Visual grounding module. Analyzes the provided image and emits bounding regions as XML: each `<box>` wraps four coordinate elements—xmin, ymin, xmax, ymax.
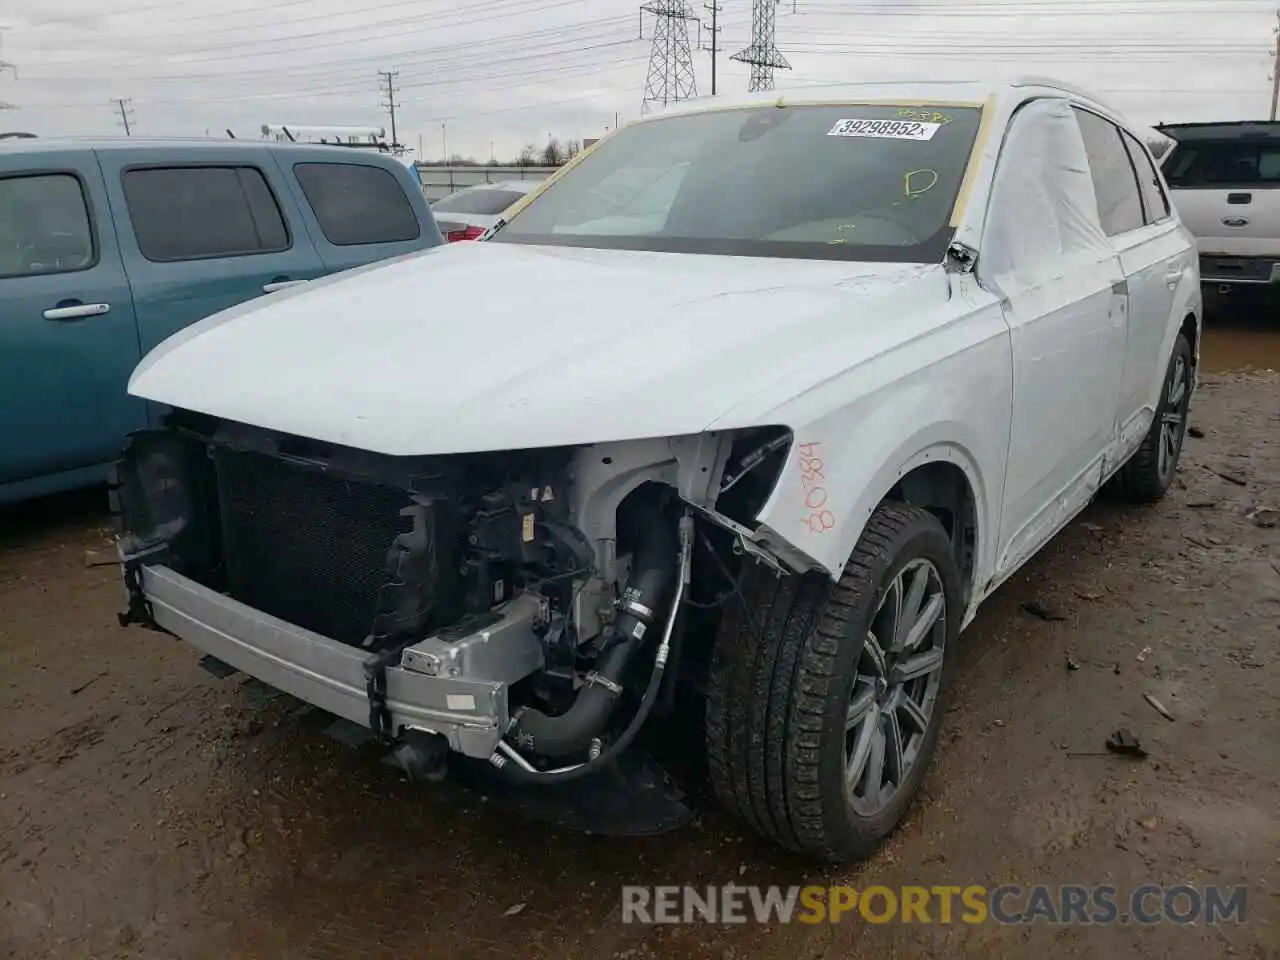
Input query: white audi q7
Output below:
<box><xmin>112</xmin><ymin>77</ymin><xmax>1200</xmax><ymax>862</ymax></box>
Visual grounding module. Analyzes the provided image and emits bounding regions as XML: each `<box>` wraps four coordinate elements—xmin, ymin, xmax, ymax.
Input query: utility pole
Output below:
<box><xmin>441</xmin><ymin>122</ymin><xmax>447</xmax><ymax>162</ymax></box>
<box><xmin>378</xmin><ymin>69</ymin><xmax>400</xmax><ymax>148</ymax></box>
<box><xmin>113</xmin><ymin>97</ymin><xmax>134</xmax><ymax>136</ymax></box>
<box><xmin>1271</xmin><ymin>9</ymin><xmax>1280</xmax><ymax>121</ymax></box>
<box><xmin>703</xmin><ymin>2</ymin><xmax>722</xmax><ymax>95</ymax></box>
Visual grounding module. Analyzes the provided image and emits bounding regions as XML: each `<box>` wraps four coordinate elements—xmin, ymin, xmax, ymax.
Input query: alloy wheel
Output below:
<box><xmin>844</xmin><ymin>557</ymin><xmax>947</xmax><ymax>816</ymax></box>
<box><xmin>1158</xmin><ymin>352</ymin><xmax>1190</xmax><ymax>482</ymax></box>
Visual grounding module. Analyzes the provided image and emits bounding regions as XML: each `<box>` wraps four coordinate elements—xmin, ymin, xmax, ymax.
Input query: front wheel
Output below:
<box><xmin>1108</xmin><ymin>332</ymin><xmax>1193</xmax><ymax>504</ymax></box>
<box><xmin>705</xmin><ymin>501</ymin><xmax>962</xmax><ymax>862</ymax></box>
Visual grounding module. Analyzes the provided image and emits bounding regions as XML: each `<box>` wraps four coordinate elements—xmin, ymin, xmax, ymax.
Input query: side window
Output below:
<box><xmin>0</xmin><ymin>173</ymin><xmax>95</xmax><ymax>278</ymax></box>
<box><xmin>1120</xmin><ymin>130</ymin><xmax>1171</xmax><ymax>224</ymax></box>
<box><xmin>121</xmin><ymin>166</ymin><xmax>290</xmax><ymax>263</ymax></box>
<box><xmin>292</xmin><ymin>162</ymin><xmax>420</xmax><ymax>246</ymax></box>
<box><xmin>1072</xmin><ymin>108</ymin><xmax>1145</xmax><ymax>237</ymax></box>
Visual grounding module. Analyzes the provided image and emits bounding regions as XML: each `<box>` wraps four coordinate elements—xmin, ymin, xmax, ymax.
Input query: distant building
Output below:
<box><xmin>583</xmin><ymin>138</ymin><xmax>600</xmax><ymax>149</ymax></box>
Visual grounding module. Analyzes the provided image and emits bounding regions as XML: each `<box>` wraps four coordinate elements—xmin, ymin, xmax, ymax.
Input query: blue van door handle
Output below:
<box><xmin>263</xmin><ymin>277</ymin><xmax>308</xmax><ymax>293</ymax></box>
<box><xmin>43</xmin><ymin>301</ymin><xmax>111</xmax><ymax>321</ymax></box>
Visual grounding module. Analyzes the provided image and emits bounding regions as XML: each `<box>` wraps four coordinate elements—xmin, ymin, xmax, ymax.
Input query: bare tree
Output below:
<box><xmin>565</xmin><ymin>139</ymin><xmax>581</xmax><ymax>161</ymax></box>
<box><xmin>515</xmin><ymin>142</ymin><xmax>540</xmax><ymax>167</ymax></box>
<box><xmin>541</xmin><ymin>137</ymin><xmax>564</xmax><ymax>166</ymax></box>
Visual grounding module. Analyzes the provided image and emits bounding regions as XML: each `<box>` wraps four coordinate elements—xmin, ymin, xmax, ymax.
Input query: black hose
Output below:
<box><xmin>507</xmin><ymin>509</ymin><xmax>678</xmax><ymax>759</ymax></box>
<box><xmin>497</xmin><ymin>648</ymin><xmax>670</xmax><ymax>785</ymax></box>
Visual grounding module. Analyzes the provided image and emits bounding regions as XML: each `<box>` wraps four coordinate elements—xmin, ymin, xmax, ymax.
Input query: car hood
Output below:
<box><xmin>129</xmin><ymin>241</ymin><xmax>947</xmax><ymax>455</ymax></box>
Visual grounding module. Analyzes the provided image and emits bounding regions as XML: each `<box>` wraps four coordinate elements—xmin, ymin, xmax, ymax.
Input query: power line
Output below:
<box><xmin>378</xmin><ymin>69</ymin><xmax>400</xmax><ymax>147</ymax></box>
<box><xmin>112</xmin><ymin>97</ymin><xmax>134</xmax><ymax>135</ymax></box>
<box><xmin>31</xmin><ymin>46</ymin><xmax>647</xmax><ymax>111</ymax></box>
<box><xmin>640</xmin><ymin>1</ymin><xmax>699</xmax><ymax>115</ymax></box>
<box><xmin>83</xmin><ymin>0</ymin><xmax>594</xmax><ymax>65</ymax></box>
<box><xmin>86</xmin><ymin>0</ymin><xmax>553</xmax><ymax>44</ymax></box>
<box><xmin>797</xmin><ymin>0</ymin><xmax>1273</xmax><ymax>11</ymax></box>
<box><xmin>732</xmin><ymin>0</ymin><xmax>790</xmax><ymax>92</ymax></box>
<box><xmin>33</xmin><ymin>15</ymin><xmax>633</xmax><ymax>83</ymax></box>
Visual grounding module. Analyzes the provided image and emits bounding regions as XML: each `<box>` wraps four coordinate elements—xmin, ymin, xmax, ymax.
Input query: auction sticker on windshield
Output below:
<box><xmin>827</xmin><ymin>118</ymin><xmax>941</xmax><ymax>141</ymax></box>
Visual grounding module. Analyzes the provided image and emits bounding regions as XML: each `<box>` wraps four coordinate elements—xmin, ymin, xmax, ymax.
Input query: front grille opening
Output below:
<box><xmin>213</xmin><ymin>448</ymin><xmax>413</xmax><ymax>645</ymax></box>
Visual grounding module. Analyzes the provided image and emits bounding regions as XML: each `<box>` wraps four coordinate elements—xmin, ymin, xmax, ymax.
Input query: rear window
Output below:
<box><xmin>1163</xmin><ymin>140</ymin><xmax>1280</xmax><ymax>189</ymax></box>
<box><xmin>292</xmin><ymin>162</ymin><xmax>420</xmax><ymax>246</ymax></box>
<box><xmin>122</xmin><ymin>165</ymin><xmax>290</xmax><ymax>262</ymax></box>
<box><xmin>0</xmin><ymin>172</ymin><xmax>95</xmax><ymax>277</ymax></box>
<box><xmin>433</xmin><ymin>187</ymin><xmax>527</xmax><ymax>216</ymax></box>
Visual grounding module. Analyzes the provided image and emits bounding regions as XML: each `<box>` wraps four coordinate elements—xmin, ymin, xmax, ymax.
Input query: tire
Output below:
<box><xmin>705</xmin><ymin>501</ymin><xmax>962</xmax><ymax>862</ymax></box>
<box><xmin>1108</xmin><ymin>332</ymin><xmax>1193</xmax><ymax>504</ymax></box>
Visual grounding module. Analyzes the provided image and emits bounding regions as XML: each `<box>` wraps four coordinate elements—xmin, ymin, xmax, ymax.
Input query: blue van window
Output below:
<box><xmin>122</xmin><ymin>165</ymin><xmax>290</xmax><ymax>262</ymax></box>
<box><xmin>293</xmin><ymin>162</ymin><xmax>420</xmax><ymax>246</ymax></box>
<box><xmin>0</xmin><ymin>173</ymin><xmax>96</xmax><ymax>278</ymax></box>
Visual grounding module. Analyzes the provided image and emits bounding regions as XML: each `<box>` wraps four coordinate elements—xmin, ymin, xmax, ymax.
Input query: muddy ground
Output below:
<box><xmin>2</xmin><ymin>311</ymin><xmax>1278</xmax><ymax>960</ymax></box>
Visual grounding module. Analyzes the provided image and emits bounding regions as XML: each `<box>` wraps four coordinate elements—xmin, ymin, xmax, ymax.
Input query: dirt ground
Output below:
<box><xmin>2</xmin><ymin>313</ymin><xmax>1278</xmax><ymax>960</ymax></box>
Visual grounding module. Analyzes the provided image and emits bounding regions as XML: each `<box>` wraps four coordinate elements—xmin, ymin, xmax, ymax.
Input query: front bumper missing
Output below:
<box><xmin>137</xmin><ymin>564</ymin><xmax>511</xmax><ymax>759</ymax></box>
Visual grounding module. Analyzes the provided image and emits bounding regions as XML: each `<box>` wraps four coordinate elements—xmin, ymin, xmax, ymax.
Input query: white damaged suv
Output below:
<box><xmin>113</xmin><ymin>77</ymin><xmax>1200</xmax><ymax>862</ymax></box>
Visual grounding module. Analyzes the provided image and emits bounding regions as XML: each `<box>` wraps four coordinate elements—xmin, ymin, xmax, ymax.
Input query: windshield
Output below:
<box><xmin>490</xmin><ymin>102</ymin><xmax>982</xmax><ymax>262</ymax></box>
<box><xmin>434</xmin><ymin>187</ymin><xmax>527</xmax><ymax>215</ymax></box>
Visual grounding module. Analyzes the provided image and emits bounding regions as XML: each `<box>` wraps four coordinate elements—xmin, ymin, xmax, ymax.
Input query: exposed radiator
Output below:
<box><xmin>212</xmin><ymin>448</ymin><xmax>412</xmax><ymax>645</ymax></box>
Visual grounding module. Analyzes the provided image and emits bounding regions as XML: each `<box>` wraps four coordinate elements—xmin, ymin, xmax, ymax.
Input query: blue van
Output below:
<box><xmin>0</xmin><ymin>138</ymin><xmax>443</xmax><ymax>505</ymax></box>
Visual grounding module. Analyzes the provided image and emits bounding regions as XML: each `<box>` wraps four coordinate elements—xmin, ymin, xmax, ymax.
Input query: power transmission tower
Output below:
<box><xmin>639</xmin><ymin>0</ymin><xmax>698</xmax><ymax>115</ymax></box>
<box><xmin>378</xmin><ymin>69</ymin><xmax>400</xmax><ymax>148</ymax></box>
<box><xmin>113</xmin><ymin>97</ymin><xmax>134</xmax><ymax>136</ymax></box>
<box><xmin>702</xmin><ymin>2</ymin><xmax>722</xmax><ymax>95</ymax></box>
<box><xmin>1270</xmin><ymin>9</ymin><xmax>1280</xmax><ymax>121</ymax></box>
<box><xmin>731</xmin><ymin>0</ymin><xmax>790</xmax><ymax>93</ymax></box>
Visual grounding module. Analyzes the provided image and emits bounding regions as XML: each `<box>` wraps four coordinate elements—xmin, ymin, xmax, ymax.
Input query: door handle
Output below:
<box><xmin>1164</xmin><ymin>268</ymin><xmax>1182</xmax><ymax>287</ymax></box>
<box><xmin>42</xmin><ymin>302</ymin><xmax>110</xmax><ymax>321</ymax></box>
<box><xmin>262</xmin><ymin>279</ymin><xmax>308</xmax><ymax>293</ymax></box>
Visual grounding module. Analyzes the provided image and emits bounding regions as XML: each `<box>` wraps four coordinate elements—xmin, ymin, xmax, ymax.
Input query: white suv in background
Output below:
<box><xmin>1158</xmin><ymin>121</ymin><xmax>1280</xmax><ymax>297</ymax></box>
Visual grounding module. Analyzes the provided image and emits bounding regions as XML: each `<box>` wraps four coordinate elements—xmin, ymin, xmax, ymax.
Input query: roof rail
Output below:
<box><xmin>1009</xmin><ymin>74</ymin><xmax>1132</xmax><ymax>119</ymax></box>
<box><xmin>1009</xmin><ymin>75</ymin><xmax>1106</xmax><ymax>101</ymax></box>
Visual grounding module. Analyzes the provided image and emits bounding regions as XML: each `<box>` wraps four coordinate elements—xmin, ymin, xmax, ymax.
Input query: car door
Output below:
<box><xmin>275</xmin><ymin>152</ymin><xmax>441</xmax><ymax>273</ymax></box>
<box><xmin>1075</xmin><ymin>109</ymin><xmax>1189</xmax><ymax>457</ymax></box>
<box><xmin>94</xmin><ymin>145</ymin><xmax>327</xmax><ymax>356</ymax></box>
<box><xmin>976</xmin><ymin>97</ymin><xmax>1130</xmax><ymax>577</ymax></box>
<box><xmin>0</xmin><ymin>150</ymin><xmax>147</xmax><ymax>499</ymax></box>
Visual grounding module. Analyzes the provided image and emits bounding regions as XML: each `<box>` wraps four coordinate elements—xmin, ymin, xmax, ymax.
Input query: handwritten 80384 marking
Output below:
<box><xmin>797</xmin><ymin>442</ymin><xmax>835</xmax><ymax>533</ymax></box>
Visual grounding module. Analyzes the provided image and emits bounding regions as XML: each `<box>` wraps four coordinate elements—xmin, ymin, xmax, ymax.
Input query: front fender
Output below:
<box><xmin>753</xmin><ymin>309</ymin><xmax>1012</xmax><ymax>602</ymax></box>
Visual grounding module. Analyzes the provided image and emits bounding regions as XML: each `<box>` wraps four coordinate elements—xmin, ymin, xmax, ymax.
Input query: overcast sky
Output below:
<box><xmin>2</xmin><ymin>0</ymin><xmax>1276</xmax><ymax>161</ymax></box>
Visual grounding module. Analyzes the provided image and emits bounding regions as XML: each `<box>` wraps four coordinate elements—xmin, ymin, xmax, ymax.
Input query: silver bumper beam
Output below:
<box><xmin>141</xmin><ymin>564</ymin><xmax>519</xmax><ymax>758</ymax></box>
